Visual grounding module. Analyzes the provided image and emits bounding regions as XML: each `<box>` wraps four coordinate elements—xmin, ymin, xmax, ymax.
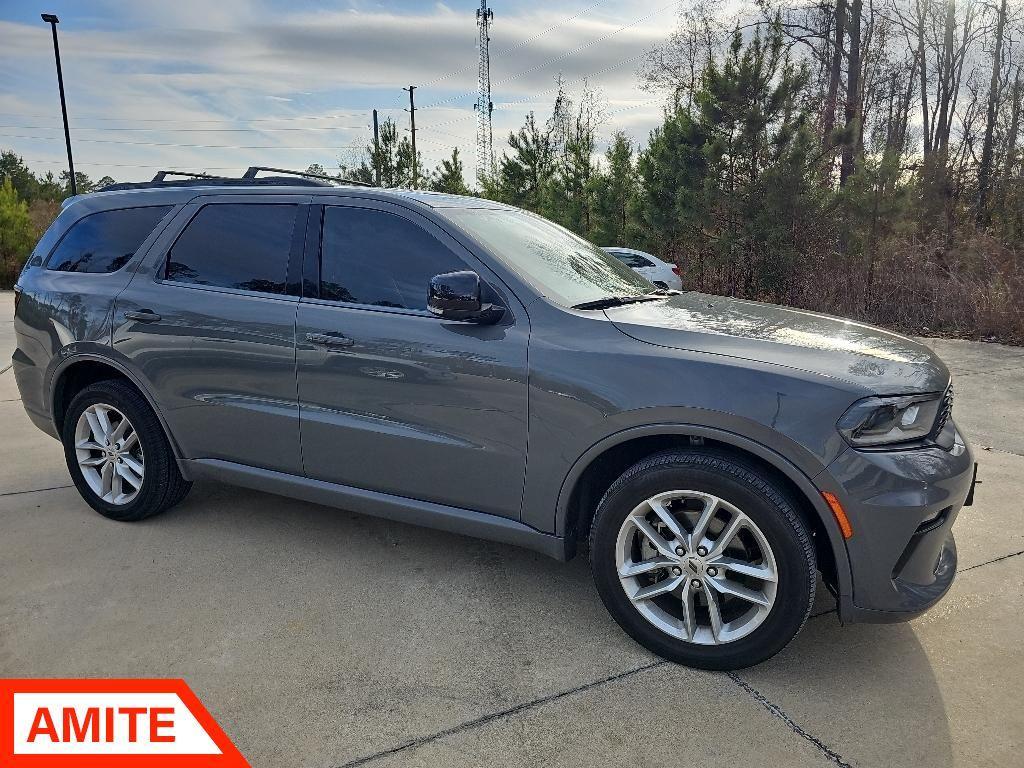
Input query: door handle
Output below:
<box><xmin>306</xmin><ymin>332</ymin><xmax>355</xmax><ymax>349</ymax></box>
<box><xmin>123</xmin><ymin>310</ymin><xmax>161</xmax><ymax>323</ymax></box>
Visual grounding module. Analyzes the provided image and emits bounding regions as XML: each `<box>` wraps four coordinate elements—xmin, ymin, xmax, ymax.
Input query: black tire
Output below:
<box><xmin>62</xmin><ymin>379</ymin><xmax>192</xmax><ymax>522</ymax></box>
<box><xmin>589</xmin><ymin>449</ymin><xmax>816</xmax><ymax>670</ymax></box>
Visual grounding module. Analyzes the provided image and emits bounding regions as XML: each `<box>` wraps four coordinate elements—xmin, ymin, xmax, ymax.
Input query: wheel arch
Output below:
<box><xmin>49</xmin><ymin>353</ymin><xmax>189</xmax><ymax>476</ymax></box>
<box><xmin>556</xmin><ymin>424</ymin><xmax>852</xmax><ymax>601</ymax></box>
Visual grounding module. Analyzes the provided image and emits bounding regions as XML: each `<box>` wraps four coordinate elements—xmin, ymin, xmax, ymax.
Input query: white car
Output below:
<box><xmin>603</xmin><ymin>247</ymin><xmax>682</xmax><ymax>290</ymax></box>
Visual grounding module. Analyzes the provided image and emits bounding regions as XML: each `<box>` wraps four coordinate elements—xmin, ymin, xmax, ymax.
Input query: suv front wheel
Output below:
<box><xmin>590</xmin><ymin>449</ymin><xmax>816</xmax><ymax>670</ymax></box>
<box><xmin>62</xmin><ymin>379</ymin><xmax>192</xmax><ymax>522</ymax></box>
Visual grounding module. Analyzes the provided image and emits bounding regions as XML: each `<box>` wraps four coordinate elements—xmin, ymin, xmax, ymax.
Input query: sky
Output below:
<box><xmin>0</xmin><ymin>1</ymin><xmax>684</xmax><ymax>184</ymax></box>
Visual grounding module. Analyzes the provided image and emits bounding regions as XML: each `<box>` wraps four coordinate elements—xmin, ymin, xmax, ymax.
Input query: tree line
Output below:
<box><xmin>2</xmin><ymin>0</ymin><xmax>1022</xmax><ymax>341</ymax></box>
<box><xmin>329</xmin><ymin>1</ymin><xmax>1023</xmax><ymax>341</ymax></box>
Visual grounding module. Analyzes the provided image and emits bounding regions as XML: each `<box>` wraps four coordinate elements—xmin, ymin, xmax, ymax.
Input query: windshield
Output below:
<box><xmin>440</xmin><ymin>208</ymin><xmax>656</xmax><ymax>308</ymax></box>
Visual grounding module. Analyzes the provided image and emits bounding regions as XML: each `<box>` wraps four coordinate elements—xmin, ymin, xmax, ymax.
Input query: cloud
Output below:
<box><xmin>0</xmin><ymin>1</ymin><xmax>679</xmax><ymax>181</ymax></box>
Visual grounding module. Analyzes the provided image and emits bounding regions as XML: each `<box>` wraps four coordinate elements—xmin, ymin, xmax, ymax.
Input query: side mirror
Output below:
<box><xmin>428</xmin><ymin>271</ymin><xmax>504</xmax><ymax>324</ymax></box>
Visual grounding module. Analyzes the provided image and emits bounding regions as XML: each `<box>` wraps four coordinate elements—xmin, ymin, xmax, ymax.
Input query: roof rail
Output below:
<box><xmin>243</xmin><ymin>165</ymin><xmax>374</xmax><ymax>187</ymax></box>
<box><xmin>151</xmin><ymin>170</ymin><xmax>224</xmax><ymax>182</ymax></box>
<box><xmin>97</xmin><ymin>166</ymin><xmax>375</xmax><ymax>193</ymax></box>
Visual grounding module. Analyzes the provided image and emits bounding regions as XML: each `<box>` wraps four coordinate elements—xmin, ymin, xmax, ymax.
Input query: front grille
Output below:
<box><xmin>933</xmin><ymin>386</ymin><xmax>954</xmax><ymax>436</ymax></box>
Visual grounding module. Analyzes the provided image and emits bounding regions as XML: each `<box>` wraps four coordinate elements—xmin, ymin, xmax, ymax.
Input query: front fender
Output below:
<box><xmin>551</xmin><ymin>419</ymin><xmax>853</xmax><ymax>606</ymax></box>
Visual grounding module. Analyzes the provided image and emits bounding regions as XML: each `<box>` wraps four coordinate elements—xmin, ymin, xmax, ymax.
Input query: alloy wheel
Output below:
<box><xmin>614</xmin><ymin>490</ymin><xmax>778</xmax><ymax>645</ymax></box>
<box><xmin>74</xmin><ymin>403</ymin><xmax>145</xmax><ymax>505</ymax></box>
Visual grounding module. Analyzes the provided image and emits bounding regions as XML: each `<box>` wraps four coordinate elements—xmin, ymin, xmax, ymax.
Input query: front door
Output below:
<box><xmin>295</xmin><ymin>200</ymin><xmax>529</xmax><ymax>520</ymax></box>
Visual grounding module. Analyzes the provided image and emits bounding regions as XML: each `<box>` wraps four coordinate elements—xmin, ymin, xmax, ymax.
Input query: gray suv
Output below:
<box><xmin>12</xmin><ymin>169</ymin><xmax>977</xmax><ymax>670</ymax></box>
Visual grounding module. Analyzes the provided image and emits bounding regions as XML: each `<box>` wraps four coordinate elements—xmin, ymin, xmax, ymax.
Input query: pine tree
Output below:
<box><xmin>545</xmin><ymin>83</ymin><xmax>602</xmax><ymax>235</ymax></box>
<box><xmin>635</xmin><ymin>104</ymin><xmax>709</xmax><ymax>280</ymax></box>
<box><xmin>395</xmin><ymin>135</ymin><xmax>422</xmax><ymax>189</ymax></box>
<box><xmin>60</xmin><ymin>170</ymin><xmax>95</xmax><ymax>195</ymax></box>
<box><xmin>485</xmin><ymin>111</ymin><xmax>556</xmax><ymax>210</ymax></box>
<box><xmin>0</xmin><ymin>178</ymin><xmax>34</xmax><ymax>287</ymax></box>
<box><xmin>695</xmin><ymin>21</ymin><xmax>818</xmax><ymax>297</ymax></box>
<box><xmin>351</xmin><ymin>117</ymin><xmax>401</xmax><ymax>187</ymax></box>
<box><xmin>430</xmin><ymin>148</ymin><xmax>471</xmax><ymax>195</ymax></box>
<box><xmin>0</xmin><ymin>151</ymin><xmax>41</xmax><ymax>201</ymax></box>
<box><xmin>589</xmin><ymin>131</ymin><xmax>638</xmax><ymax>246</ymax></box>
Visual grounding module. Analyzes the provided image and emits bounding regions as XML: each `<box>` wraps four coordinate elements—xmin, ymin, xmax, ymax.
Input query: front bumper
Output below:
<box><xmin>819</xmin><ymin>423</ymin><xmax>975</xmax><ymax>622</ymax></box>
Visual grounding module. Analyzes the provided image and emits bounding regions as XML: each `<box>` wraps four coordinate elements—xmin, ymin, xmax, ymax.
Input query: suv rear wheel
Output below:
<box><xmin>589</xmin><ymin>449</ymin><xmax>816</xmax><ymax>670</ymax></box>
<box><xmin>62</xmin><ymin>380</ymin><xmax>192</xmax><ymax>522</ymax></box>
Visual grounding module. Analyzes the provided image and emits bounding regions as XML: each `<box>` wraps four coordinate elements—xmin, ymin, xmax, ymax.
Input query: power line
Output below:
<box><xmin>6</xmin><ymin>6</ymin><xmax>673</xmax><ymax>177</ymax></box>
<box><xmin>420</xmin><ymin>0</ymin><xmax>676</xmax><ymax>111</ymax></box>
<box><xmin>22</xmin><ymin>159</ymin><xmax>252</xmax><ymax>169</ymax></box>
<box><xmin>414</xmin><ymin>94</ymin><xmax>666</xmax><ymax>163</ymax></box>
<box><xmin>6</xmin><ymin>101</ymin><xmax>664</xmax><ymax>165</ymax></box>
<box><xmin>0</xmin><ymin>110</ymin><xmax>400</xmax><ymax>124</ymax></box>
<box><xmin>491</xmin><ymin>1</ymin><xmax>610</xmax><ymax>59</ymax></box>
<box><xmin>419</xmin><ymin>125</ymin><xmax>475</xmax><ymax>140</ymax></box>
<box><xmin>423</xmin><ymin>46</ymin><xmax>653</xmax><ymax>132</ymax></box>
<box><xmin>421</xmin><ymin>0</ymin><xmax>608</xmax><ymax>89</ymax></box>
<box><xmin>0</xmin><ymin>133</ymin><xmax>364</xmax><ymax>150</ymax></box>
<box><xmin>414</xmin><ymin>135</ymin><xmax>459</xmax><ymax>148</ymax></box>
<box><xmin>0</xmin><ymin>124</ymin><xmax>369</xmax><ymax>133</ymax></box>
<box><xmin>421</xmin><ymin>94</ymin><xmax>661</xmax><ymax>132</ymax></box>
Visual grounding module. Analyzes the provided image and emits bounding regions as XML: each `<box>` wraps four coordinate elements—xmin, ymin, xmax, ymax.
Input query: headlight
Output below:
<box><xmin>837</xmin><ymin>394</ymin><xmax>943</xmax><ymax>447</ymax></box>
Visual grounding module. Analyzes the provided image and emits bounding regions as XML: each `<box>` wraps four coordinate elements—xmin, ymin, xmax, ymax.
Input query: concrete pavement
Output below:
<box><xmin>1</xmin><ymin>290</ymin><xmax>1021</xmax><ymax>768</ymax></box>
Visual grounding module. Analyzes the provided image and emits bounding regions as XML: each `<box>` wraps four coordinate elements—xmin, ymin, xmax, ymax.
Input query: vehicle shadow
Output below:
<box><xmin>158</xmin><ymin>482</ymin><xmax>953</xmax><ymax>767</ymax></box>
<box><xmin>738</xmin><ymin>612</ymin><xmax>954</xmax><ymax>768</ymax></box>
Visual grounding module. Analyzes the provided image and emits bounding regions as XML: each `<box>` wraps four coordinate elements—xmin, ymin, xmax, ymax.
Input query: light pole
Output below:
<box><xmin>41</xmin><ymin>13</ymin><xmax>76</xmax><ymax>196</ymax></box>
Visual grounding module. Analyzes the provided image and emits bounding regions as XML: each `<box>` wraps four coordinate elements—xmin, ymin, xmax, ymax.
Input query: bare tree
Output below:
<box><xmin>977</xmin><ymin>0</ymin><xmax>1010</xmax><ymax>223</ymax></box>
<box><xmin>824</xmin><ymin>0</ymin><xmax>848</xmax><ymax>149</ymax></box>
<box><xmin>1002</xmin><ymin>67</ymin><xmax>1023</xmax><ymax>181</ymax></box>
<box><xmin>841</xmin><ymin>0</ymin><xmax>864</xmax><ymax>183</ymax></box>
<box><xmin>639</xmin><ymin>0</ymin><xmax>728</xmax><ymax>109</ymax></box>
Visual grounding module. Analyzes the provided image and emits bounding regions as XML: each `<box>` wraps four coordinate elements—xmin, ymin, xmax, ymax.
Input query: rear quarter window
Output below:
<box><xmin>46</xmin><ymin>205</ymin><xmax>173</xmax><ymax>274</ymax></box>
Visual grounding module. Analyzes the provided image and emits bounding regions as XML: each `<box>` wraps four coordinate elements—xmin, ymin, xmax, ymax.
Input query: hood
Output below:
<box><xmin>605</xmin><ymin>293</ymin><xmax>949</xmax><ymax>395</ymax></box>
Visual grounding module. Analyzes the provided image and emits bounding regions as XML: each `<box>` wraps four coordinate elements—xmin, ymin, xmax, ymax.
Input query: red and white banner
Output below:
<box><xmin>0</xmin><ymin>679</ymin><xmax>249</xmax><ymax>767</ymax></box>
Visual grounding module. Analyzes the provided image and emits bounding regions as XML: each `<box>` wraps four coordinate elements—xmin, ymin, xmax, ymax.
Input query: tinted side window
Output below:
<box><xmin>613</xmin><ymin>252</ymin><xmax>653</xmax><ymax>268</ymax></box>
<box><xmin>166</xmin><ymin>204</ymin><xmax>297</xmax><ymax>294</ymax></box>
<box><xmin>47</xmin><ymin>206</ymin><xmax>172</xmax><ymax>273</ymax></box>
<box><xmin>320</xmin><ymin>207</ymin><xmax>467</xmax><ymax>310</ymax></box>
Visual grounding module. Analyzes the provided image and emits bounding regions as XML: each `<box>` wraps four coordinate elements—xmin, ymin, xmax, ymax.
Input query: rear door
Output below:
<box><xmin>294</xmin><ymin>198</ymin><xmax>530</xmax><ymax>520</ymax></box>
<box><xmin>114</xmin><ymin>195</ymin><xmax>309</xmax><ymax>475</ymax></box>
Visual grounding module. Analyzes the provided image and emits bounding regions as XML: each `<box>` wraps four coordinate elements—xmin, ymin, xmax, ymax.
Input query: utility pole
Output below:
<box><xmin>403</xmin><ymin>85</ymin><xmax>418</xmax><ymax>189</ymax></box>
<box><xmin>372</xmin><ymin>108</ymin><xmax>381</xmax><ymax>187</ymax></box>
<box><xmin>475</xmin><ymin>0</ymin><xmax>495</xmax><ymax>184</ymax></box>
<box><xmin>41</xmin><ymin>13</ymin><xmax>76</xmax><ymax>196</ymax></box>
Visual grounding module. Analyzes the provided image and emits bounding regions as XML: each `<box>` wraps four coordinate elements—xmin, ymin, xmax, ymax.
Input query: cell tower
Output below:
<box><xmin>475</xmin><ymin>0</ymin><xmax>495</xmax><ymax>183</ymax></box>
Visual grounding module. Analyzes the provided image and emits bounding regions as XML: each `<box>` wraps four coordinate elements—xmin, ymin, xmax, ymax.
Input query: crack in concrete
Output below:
<box><xmin>977</xmin><ymin>445</ymin><xmax>1024</xmax><ymax>459</ymax></box>
<box><xmin>959</xmin><ymin>549</ymin><xmax>1024</xmax><ymax>572</ymax></box>
<box><xmin>333</xmin><ymin>660</ymin><xmax>667</xmax><ymax>768</ymax></box>
<box><xmin>727</xmin><ymin>672</ymin><xmax>853</xmax><ymax>768</ymax></box>
<box><xmin>0</xmin><ymin>483</ymin><xmax>74</xmax><ymax>498</ymax></box>
<box><xmin>181</xmin><ymin>545</ymin><xmax>1024</xmax><ymax>766</ymax></box>
<box><xmin>955</xmin><ymin>363</ymin><xmax>1024</xmax><ymax>377</ymax></box>
<box><xmin>332</xmin><ymin>622</ymin><xmax>862</xmax><ymax>768</ymax></box>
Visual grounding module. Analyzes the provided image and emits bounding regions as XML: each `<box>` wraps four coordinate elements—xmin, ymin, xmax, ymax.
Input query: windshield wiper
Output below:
<box><xmin>571</xmin><ymin>294</ymin><xmax>664</xmax><ymax>310</ymax></box>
